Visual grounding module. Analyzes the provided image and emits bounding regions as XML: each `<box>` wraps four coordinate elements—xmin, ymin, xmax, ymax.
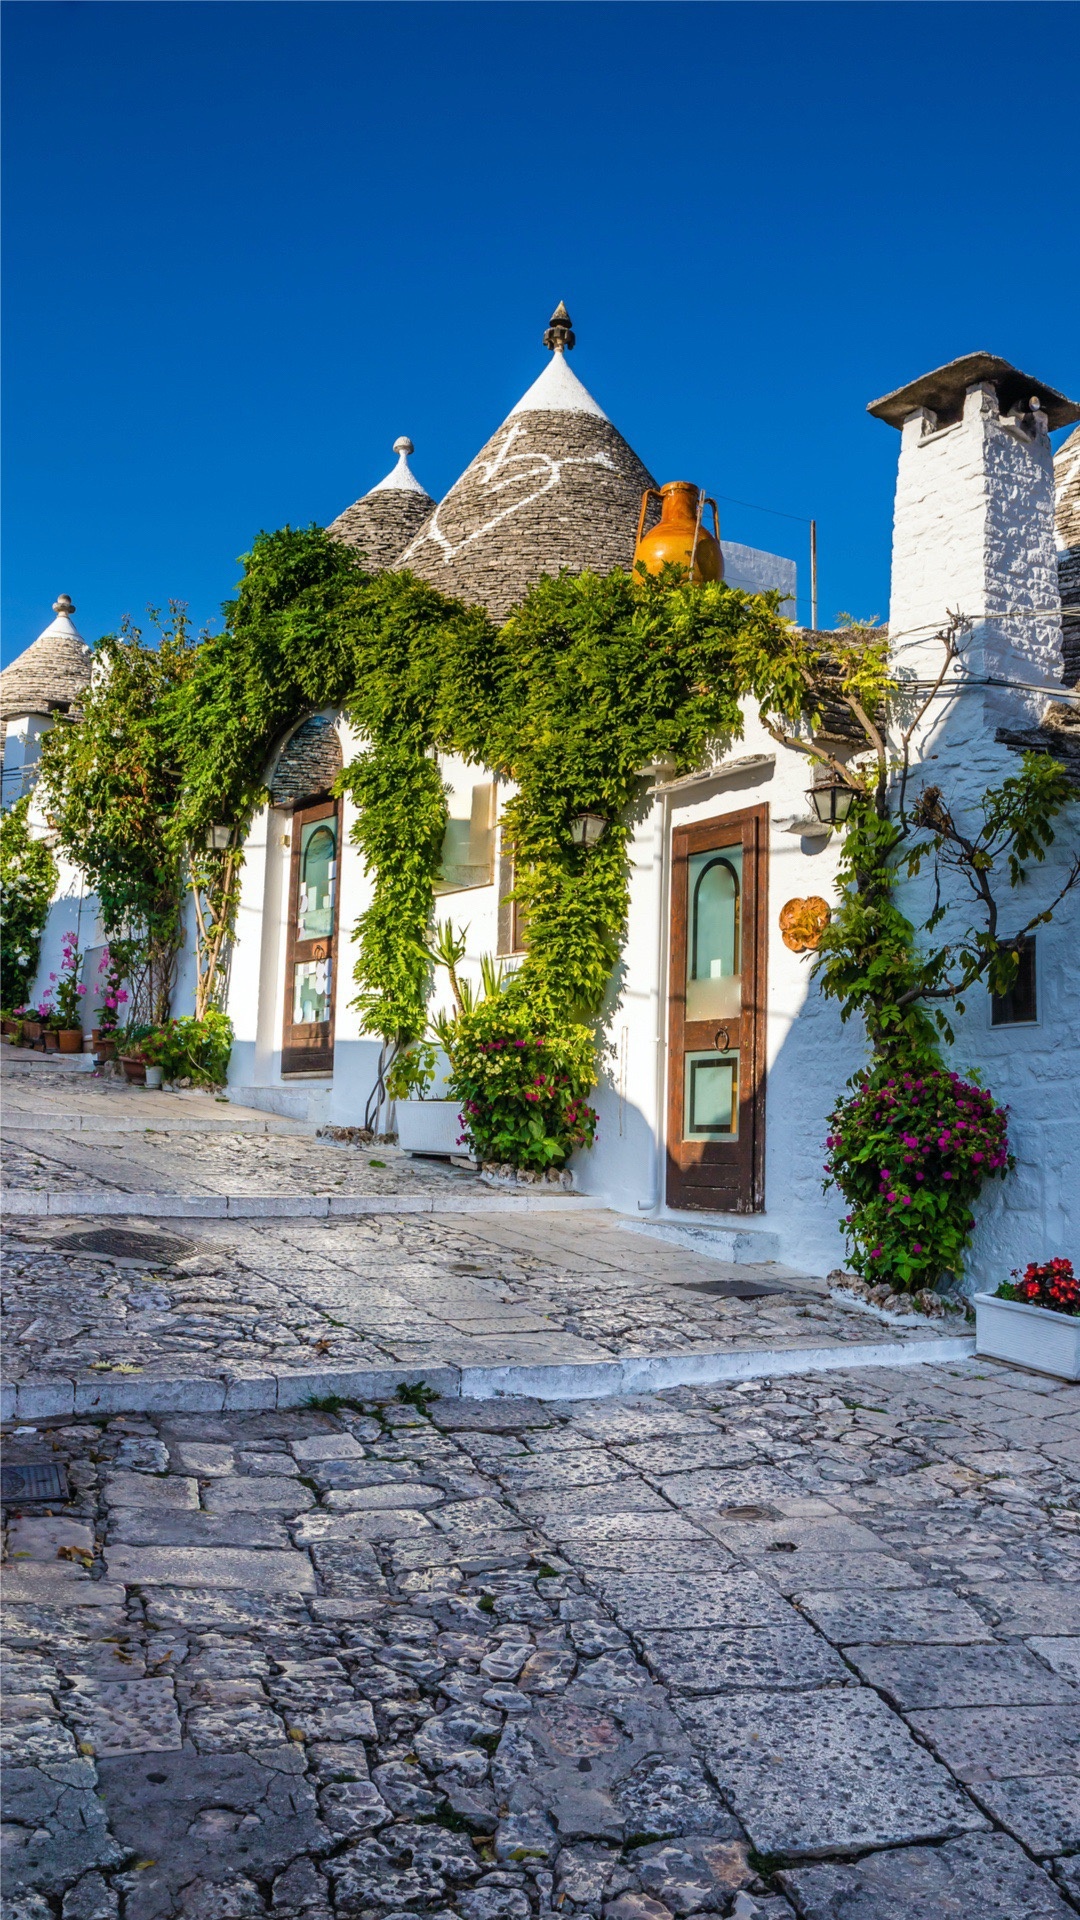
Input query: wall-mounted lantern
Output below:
<box><xmin>569</xmin><ymin>812</ymin><xmax>608</xmax><ymax>849</ymax></box>
<box><xmin>206</xmin><ymin>825</ymin><xmax>232</xmax><ymax>851</ymax></box>
<box><xmin>806</xmin><ymin>772</ymin><xmax>856</xmax><ymax>828</ymax></box>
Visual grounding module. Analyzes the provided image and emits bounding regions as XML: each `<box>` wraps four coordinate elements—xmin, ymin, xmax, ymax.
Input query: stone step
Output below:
<box><xmin>2</xmin><ymin>1331</ymin><xmax>976</xmax><ymax>1421</ymax></box>
<box><xmin>619</xmin><ymin>1218</ymin><xmax>783</xmax><ymax>1264</ymax></box>
<box><xmin>0</xmin><ymin>1187</ymin><xmax>584</xmax><ymax>1219</ymax></box>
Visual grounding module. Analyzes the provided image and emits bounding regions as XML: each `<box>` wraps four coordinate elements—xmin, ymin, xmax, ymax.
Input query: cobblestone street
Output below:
<box><xmin>3</xmin><ymin>1370</ymin><xmax>1080</xmax><ymax>1919</ymax></box>
<box><xmin>3</xmin><ymin>1066</ymin><xmax>1079</xmax><ymax>1917</ymax></box>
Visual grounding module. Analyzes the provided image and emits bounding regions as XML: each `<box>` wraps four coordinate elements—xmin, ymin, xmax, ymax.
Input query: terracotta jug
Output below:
<box><xmin>633</xmin><ymin>482</ymin><xmax>724</xmax><ymax>583</ymax></box>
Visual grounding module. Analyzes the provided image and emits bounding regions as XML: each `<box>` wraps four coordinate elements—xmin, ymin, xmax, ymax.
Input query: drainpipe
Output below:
<box><xmin>638</xmin><ymin>785</ymin><xmax>670</xmax><ymax>1212</ymax></box>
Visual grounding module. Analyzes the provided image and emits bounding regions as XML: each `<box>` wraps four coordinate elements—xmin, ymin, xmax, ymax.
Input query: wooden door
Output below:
<box><xmin>666</xmin><ymin>804</ymin><xmax>768</xmax><ymax>1213</ymax></box>
<box><xmin>281</xmin><ymin>798</ymin><xmax>340</xmax><ymax>1076</ymax></box>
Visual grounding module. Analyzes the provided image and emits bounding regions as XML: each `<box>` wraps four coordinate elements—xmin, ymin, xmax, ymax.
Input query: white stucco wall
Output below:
<box><xmin>884</xmin><ymin>379</ymin><xmax>1078</xmax><ymax>1288</ymax></box>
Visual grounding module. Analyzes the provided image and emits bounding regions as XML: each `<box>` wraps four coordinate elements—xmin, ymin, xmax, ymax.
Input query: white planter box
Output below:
<box><xmin>395</xmin><ymin>1098</ymin><xmax>461</xmax><ymax>1157</ymax></box>
<box><xmin>973</xmin><ymin>1292</ymin><xmax>1080</xmax><ymax>1381</ymax></box>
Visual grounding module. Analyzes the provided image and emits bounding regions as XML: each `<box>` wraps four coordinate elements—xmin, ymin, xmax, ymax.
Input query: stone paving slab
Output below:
<box><xmin>845</xmin><ymin>1640</ymin><xmax>1080</xmax><ymax>1707</ymax></box>
<box><xmin>906</xmin><ymin>1703</ymin><xmax>1080</xmax><ymax>1781</ymax></box>
<box><xmin>102</xmin><ymin>1545</ymin><xmax>317</xmax><ymax>1590</ymax></box>
<box><xmin>779</xmin><ymin>1830</ymin><xmax>1075</xmax><ymax>1919</ymax></box>
<box><xmin>636</xmin><ymin>1621</ymin><xmax>852</xmax><ymax>1693</ymax></box>
<box><xmin>973</xmin><ymin>1774</ymin><xmax>1080</xmax><ymax>1854</ymax></box>
<box><xmin>678</xmin><ymin>1686</ymin><xmax>987</xmax><ymax>1856</ymax></box>
<box><xmin>797</xmin><ymin>1585</ymin><xmax>995</xmax><ymax>1645</ymax></box>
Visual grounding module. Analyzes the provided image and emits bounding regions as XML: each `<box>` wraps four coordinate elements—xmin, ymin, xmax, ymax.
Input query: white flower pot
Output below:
<box><xmin>144</xmin><ymin>1066</ymin><xmax>163</xmax><ymax>1090</ymax></box>
<box><xmin>973</xmin><ymin>1292</ymin><xmax>1080</xmax><ymax>1381</ymax></box>
<box><xmin>395</xmin><ymin>1098</ymin><xmax>461</xmax><ymax>1156</ymax></box>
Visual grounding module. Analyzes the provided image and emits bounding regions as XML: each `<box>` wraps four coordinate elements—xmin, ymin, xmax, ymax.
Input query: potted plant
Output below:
<box><xmin>93</xmin><ymin>949</ymin><xmax>128</xmax><ymax>1062</ymax></box>
<box><xmin>48</xmin><ymin>929</ymin><xmax>88</xmax><ymax>1052</ymax></box>
<box><xmin>19</xmin><ymin>1003</ymin><xmax>41</xmax><ymax>1047</ymax></box>
<box><xmin>387</xmin><ymin>1039</ymin><xmax>460</xmax><ymax>1155</ymax></box>
<box><xmin>975</xmin><ymin>1259</ymin><xmax>1080</xmax><ymax>1381</ymax></box>
<box><xmin>404</xmin><ymin>920</ymin><xmax>599</xmax><ymax>1173</ymax></box>
<box><xmin>139</xmin><ymin>1027</ymin><xmax>169</xmax><ymax>1090</ymax></box>
<box><xmin>117</xmin><ymin>1024</ymin><xmax>153</xmax><ymax>1085</ymax></box>
<box><xmin>40</xmin><ymin>999</ymin><xmax>60</xmax><ymax>1051</ymax></box>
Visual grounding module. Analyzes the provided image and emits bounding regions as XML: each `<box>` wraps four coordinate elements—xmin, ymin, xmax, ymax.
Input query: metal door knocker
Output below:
<box><xmin>714</xmin><ymin>1028</ymin><xmax>730</xmax><ymax>1053</ymax></box>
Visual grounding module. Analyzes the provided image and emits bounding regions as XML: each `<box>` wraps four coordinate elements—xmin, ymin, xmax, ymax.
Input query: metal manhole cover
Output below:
<box><xmin>48</xmin><ymin>1228</ymin><xmax>195</xmax><ymax>1265</ymax></box>
<box><xmin>677</xmin><ymin>1279</ymin><xmax>788</xmax><ymax>1299</ymax></box>
<box><xmin>1</xmin><ymin>1460</ymin><xmax>69</xmax><ymax>1503</ymax></box>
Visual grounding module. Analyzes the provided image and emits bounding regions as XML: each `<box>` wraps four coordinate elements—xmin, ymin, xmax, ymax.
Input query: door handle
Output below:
<box><xmin>714</xmin><ymin>1028</ymin><xmax>730</xmax><ymax>1053</ymax></box>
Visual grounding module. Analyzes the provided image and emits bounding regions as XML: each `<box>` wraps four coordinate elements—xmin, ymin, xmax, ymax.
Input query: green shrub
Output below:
<box><xmin>825</xmin><ymin>1062</ymin><xmax>1012</xmax><ymax>1292</ymax></box>
<box><xmin>443</xmin><ymin>996</ymin><xmax>598</xmax><ymax>1170</ymax></box>
<box><xmin>386</xmin><ymin>1040</ymin><xmax>437</xmax><ymax>1101</ymax></box>
<box><xmin>144</xmin><ymin>1011</ymin><xmax>233</xmax><ymax>1086</ymax></box>
<box><xmin>0</xmin><ymin>796</ymin><xmax>57</xmax><ymax>1008</ymax></box>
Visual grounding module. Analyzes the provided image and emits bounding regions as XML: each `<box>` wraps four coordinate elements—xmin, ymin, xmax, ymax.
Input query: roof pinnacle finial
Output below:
<box><xmin>543</xmin><ymin>302</ymin><xmax>575</xmax><ymax>354</ymax></box>
<box><xmin>53</xmin><ymin>593</ymin><xmax>76</xmax><ymax>617</ymax></box>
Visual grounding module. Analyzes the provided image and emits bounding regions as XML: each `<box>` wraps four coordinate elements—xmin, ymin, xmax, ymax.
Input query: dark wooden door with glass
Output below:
<box><xmin>282</xmin><ymin>799</ymin><xmax>340</xmax><ymax>1075</ymax></box>
<box><xmin>666</xmin><ymin>804</ymin><xmax>768</xmax><ymax>1213</ymax></box>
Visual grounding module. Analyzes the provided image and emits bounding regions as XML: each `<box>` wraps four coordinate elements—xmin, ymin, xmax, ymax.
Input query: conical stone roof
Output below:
<box><xmin>1</xmin><ymin>595</ymin><xmax>91</xmax><ymax>723</ymax></box>
<box><xmin>327</xmin><ymin>437</ymin><xmax>435</xmax><ymax>569</ymax></box>
<box><xmin>399</xmin><ymin>308</ymin><xmax>656</xmax><ymax>621</ymax></box>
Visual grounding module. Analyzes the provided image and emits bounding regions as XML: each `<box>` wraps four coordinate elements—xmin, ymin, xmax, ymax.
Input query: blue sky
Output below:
<box><xmin>3</xmin><ymin>1</ymin><xmax>1078</xmax><ymax>664</ymax></box>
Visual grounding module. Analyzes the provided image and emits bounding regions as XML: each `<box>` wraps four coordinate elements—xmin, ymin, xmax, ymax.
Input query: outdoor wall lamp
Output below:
<box><xmin>206</xmin><ymin>825</ymin><xmax>232</xmax><ymax>850</ymax></box>
<box><xmin>806</xmin><ymin>773</ymin><xmax>856</xmax><ymax>828</ymax></box>
<box><xmin>569</xmin><ymin>812</ymin><xmax>608</xmax><ymax>848</ymax></box>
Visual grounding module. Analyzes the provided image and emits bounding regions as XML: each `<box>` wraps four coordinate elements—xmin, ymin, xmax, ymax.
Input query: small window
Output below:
<box><xmin>434</xmin><ymin>756</ymin><xmax>496</xmax><ymax>895</ymax></box>
<box><xmin>991</xmin><ymin>937</ymin><xmax>1037</xmax><ymax>1026</ymax></box>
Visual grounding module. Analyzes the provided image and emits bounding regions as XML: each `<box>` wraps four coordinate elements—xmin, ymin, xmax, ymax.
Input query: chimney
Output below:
<box><xmin>869</xmin><ymin>353</ymin><xmax>1080</xmax><ymax>743</ymax></box>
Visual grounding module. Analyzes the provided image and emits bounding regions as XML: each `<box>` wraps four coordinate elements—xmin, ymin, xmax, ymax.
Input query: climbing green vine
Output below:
<box><xmin>160</xmin><ymin>528</ymin><xmax>804</xmax><ymax>1050</ymax></box>
<box><xmin>0</xmin><ymin>795</ymin><xmax>57</xmax><ymax>1008</ymax></box>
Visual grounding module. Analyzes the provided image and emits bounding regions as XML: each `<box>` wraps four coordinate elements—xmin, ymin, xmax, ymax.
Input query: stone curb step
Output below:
<box><xmin>2</xmin><ymin>1116</ymin><xmax>308</xmax><ymax>1136</ymax></box>
<box><xmin>1</xmin><ymin>1188</ymin><xmax>581</xmax><ymax>1220</ymax></box>
<box><xmin>2</xmin><ymin>1334</ymin><xmax>977</xmax><ymax>1421</ymax></box>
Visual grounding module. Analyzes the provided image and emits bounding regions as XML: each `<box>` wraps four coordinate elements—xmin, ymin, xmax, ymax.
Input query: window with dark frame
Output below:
<box><xmin>990</xmin><ymin>936</ymin><xmax>1037</xmax><ymax>1026</ymax></box>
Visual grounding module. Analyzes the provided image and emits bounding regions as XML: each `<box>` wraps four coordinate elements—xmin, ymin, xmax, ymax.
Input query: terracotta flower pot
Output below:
<box><xmin>43</xmin><ymin>1030</ymin><xmax>59</xmax><ymax>1052</ymax></box>
<box><xmin>22</xmin><ymin>1021</ymin><xmax>41</xmax><ymax>1046</ymax></box>
<box><xmin>95</xmin><ymin>1036</ymin><xmax>117</xmax><ymax>1063</ymax></box>
<box><xmin>58</xmin><ymin>1029</ymin><xmax>83</xmax><ymax>1054</ymax></box>
<box><xmin>120</xmin><ymin>1055</ymin><xmax>147</xmax><ymax>1085</ymax></box>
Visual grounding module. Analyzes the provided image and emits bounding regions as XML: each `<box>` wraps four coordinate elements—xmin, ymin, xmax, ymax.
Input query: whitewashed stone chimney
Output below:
<box><xmin>869</xmin><ymin>353</ymin><xmax>1080</xmax><ymax>753</ymax></box>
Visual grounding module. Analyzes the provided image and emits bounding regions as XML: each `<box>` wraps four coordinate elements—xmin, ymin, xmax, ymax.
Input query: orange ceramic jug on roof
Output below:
<box><xmin>633</xmin><ymin>481</ymin><xmax>724</xmax><ymax>583</ymax></box>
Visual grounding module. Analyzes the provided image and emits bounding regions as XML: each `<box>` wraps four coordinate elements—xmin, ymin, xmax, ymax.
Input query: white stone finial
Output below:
<box><xmin>368</xmin><ymin>437</ymin><xmax>429</xmax><ymax>497</ymax></box>
<box><xmin>53</xmin><ymin>593</ymin><xmax>76</xmax><ymax>617</ymax></box>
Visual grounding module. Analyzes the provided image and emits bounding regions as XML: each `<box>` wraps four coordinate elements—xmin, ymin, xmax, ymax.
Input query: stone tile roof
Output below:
<box><xmin>327</xmin><ymin>437</ymin><xmax>434</xmax><ymax>570</ymax></box>
<box><xmin>397</xmin><ymin>318</ymin><xmax>656</xmax><ymax>622</ymax></box>
<box><xmin>267</xmin><ymin>715</ymin><xmax>343</xmax><ymax>808</ymax></box>
<box><xmin>0</xmin><ymin>596</ymin><xmax>91</xmax><ymax>722</ymax></box>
